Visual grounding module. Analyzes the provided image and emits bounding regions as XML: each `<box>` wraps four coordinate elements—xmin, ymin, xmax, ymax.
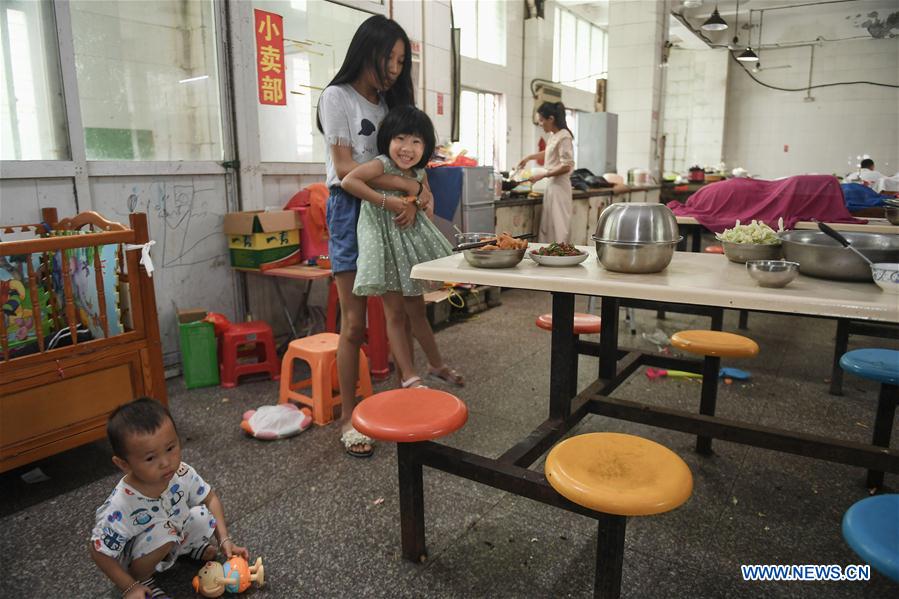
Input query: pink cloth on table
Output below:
<box><xmin>666</xmin><ymin>175</ymin><xmax>866</xmax><ymax>233</ymax></box>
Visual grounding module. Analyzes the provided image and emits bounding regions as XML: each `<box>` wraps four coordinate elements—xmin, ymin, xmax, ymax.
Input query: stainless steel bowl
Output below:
<box><xmin>721</xmin><ymin>241</ymin><xmax>783</xmax><ymax>264</ymax></box>
<box><xmin>745</xmin><ymin>260</ymin><xmax>800</xmax><ymax>288</ymax></box>
<box><xmin>463</xmin><ymin>248</ymin><xmax>526</xmax><ymax>268</ymax></box>
<box><xmin>593</xmin><ymin>203</ymin><xmax>680</xmax><ymax>244</ymax></box>
<box><xmin>886</xmin><ymin>206</ymin><xmax>899</xmax><ymax>225</ymax></box>
<box><xmin>592</xmin><ymin>238</ymin><xmax>681</xmax><ymax>273</ymax></box>
<box><xmin>455</xmin><ymin>232</ymin><xmax>527</xmax><ymax>269</ymax></box>
<box><xmin>780</xmin><ymin>230</ymin><xmax>899</xmax><ymax>281</ymax></box>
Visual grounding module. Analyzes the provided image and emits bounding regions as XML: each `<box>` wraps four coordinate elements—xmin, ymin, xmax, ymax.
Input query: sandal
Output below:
<box><xmin>340</xmin><ymin>428</ymin><xmax>374</xmax><ymax>458</ymax></box>
<box><xmin>427</xmin><ymin>365</ymin><xmax>465</xmax><ymax>387</ymax></box>
<box><xmin>400</xmin><ymin>376</ymin><xmax>428</xmax><ymax>389</ymax></box>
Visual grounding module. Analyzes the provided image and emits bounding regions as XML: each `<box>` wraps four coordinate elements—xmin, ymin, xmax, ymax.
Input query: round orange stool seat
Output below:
<box><xmin>535</xmin><ymin>313</ymin><xmax>601</xmax><ymax>335</ymax></box>
<box><xmin>704</xmin><ymin>245</ymin><xmax>725</xmax><ymax>254</ymax></box>
<box><xmin>670</xmin><ymin>330</ymin><xmax>759</xmax><ymax>358</ymax></box>
<box><xmin>352</xmin><ymin>389</ymin><xmax>468</xmax><ymax>443</ymax></box>
<box><xmin>545</xmin><ymin>432</ymin><xmax>693</xmax><ymax>516</ymax></box>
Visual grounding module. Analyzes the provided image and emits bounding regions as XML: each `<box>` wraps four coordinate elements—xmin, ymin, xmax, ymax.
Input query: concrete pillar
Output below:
<box><xmin>607</xmin><ymin>0</ymin><xmax>669</xmax><ymax>179</ymax></box>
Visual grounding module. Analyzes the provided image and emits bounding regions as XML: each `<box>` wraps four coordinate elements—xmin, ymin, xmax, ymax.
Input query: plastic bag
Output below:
<box><xmin>240</xmin><ymin>403</ymin><xmax>312</xmax><ymax>440</ymax></box>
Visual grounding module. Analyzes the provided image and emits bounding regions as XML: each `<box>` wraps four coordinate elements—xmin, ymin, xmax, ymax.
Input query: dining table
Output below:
<box><xmin>402</xmin><ymin>247</ymin><xmax>899</xmax><ymax>588</ymax></box>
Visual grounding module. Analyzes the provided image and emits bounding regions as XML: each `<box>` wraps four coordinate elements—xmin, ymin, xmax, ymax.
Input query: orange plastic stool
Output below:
<box><xmin>535</xmin><ymin>313</ymin><xmax>601</xmax><ymax>335</ymax></box>
<box><xmin>703</xmin><ymin>245</ymin><xmax>725</xmax><ymax>254</ymax></box>
<box><xmin>545</xmin><ymin>432</ymin><xmax>693</xmax><ymax>598</ymax></box>
<box><xmin>219</xmin><ymin>321</ymin><xmax>280</xmax><ymax>388</ymax></box>
<box><xmin>279</xmin><ymin>332</ymin><xmax>373</xmax><ymax>426</ymax></box>
<box><xmin>352</xmin><ymin>388</ymin><xmax>468</xmax><ymax>443</ymax></box>
<box><xmin>352</xmin><ymin>389</ymin><xmax>467</xmax><ymax>563</ymax></box>
<box><xmin>671</xmin><ymin>329</ymin><xmax>759</xmax><ymax>454</ymax></box>
<box><xmin>326</xmin><ymin>280</ymin><xmax>391</xmax><ymax>380</ymax></box>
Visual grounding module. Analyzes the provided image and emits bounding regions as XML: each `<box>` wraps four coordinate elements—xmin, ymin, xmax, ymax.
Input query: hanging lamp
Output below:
<box><xmin>737</xmin><ymin>47</ymin><xmax>759</xmax><ymax>62</ymax></box>
<box><xmin>701</xmin><ymin>6</ymin><xmax>728</xmax><ymax>31</ymax></box>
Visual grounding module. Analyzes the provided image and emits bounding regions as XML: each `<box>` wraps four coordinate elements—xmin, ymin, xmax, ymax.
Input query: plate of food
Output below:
<box><xmin>528</xmin><ymin>242</ymin><xmax>589</xmax><ymax>266</ymax></box>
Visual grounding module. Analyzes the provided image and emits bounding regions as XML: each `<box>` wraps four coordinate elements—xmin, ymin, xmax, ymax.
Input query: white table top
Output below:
<box><xmin>411</xmin><ymin>248</ymin><xmax>899</xmax><ymax>323</ymax></box>
<box><xmin>675</xmin><ymin>215</ymin><xmax>899</xmax><ymax>235</ymax></box>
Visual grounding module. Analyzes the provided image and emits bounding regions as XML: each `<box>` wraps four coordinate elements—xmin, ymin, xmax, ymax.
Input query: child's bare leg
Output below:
<box><xmin>382</xmin><ymin>292</ymin><xmax>417</xmax><ymax>382</ymax></box>
<box><xmin>405</xmin><ymin>295</ymin><xmax>464</xmax><ymax>385</ymax></box>
<box><xmin>128</xmin><ymin>542</ymin><xmax>175</xmax><ymax>580</ymax></box>
<box><xmin>403</xmin><ymin>295</ymin><xmax>443</xmax><ymax>367</ymax></box>
<box><xmin>333</xmin><ymin>272</ymin><xmax>370</xmax><ymax>451</ymax></box>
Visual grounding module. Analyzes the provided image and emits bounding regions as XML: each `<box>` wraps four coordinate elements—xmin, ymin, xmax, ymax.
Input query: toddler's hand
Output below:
<box><xmin>124</xmin><ymin>583</ymin><xmax>151</xmax><ymax>599</ymax></box>
<box><xmin>223</xmin><ymin>539</ymin><xmax>249</xmax><ymax>560</ymax></box>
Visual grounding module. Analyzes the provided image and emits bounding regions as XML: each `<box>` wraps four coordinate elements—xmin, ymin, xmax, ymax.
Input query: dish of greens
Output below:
<box><xmin>533</xmin><ymin>242</ymin><xmax>584</xmax><ymax>256</ymax></box>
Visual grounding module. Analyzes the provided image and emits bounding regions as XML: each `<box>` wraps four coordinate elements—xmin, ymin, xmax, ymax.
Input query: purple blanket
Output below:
<box><xmin>667</xmin><ymin>175</ymin><xmax>866</xmax><ymax>233</ymax></box>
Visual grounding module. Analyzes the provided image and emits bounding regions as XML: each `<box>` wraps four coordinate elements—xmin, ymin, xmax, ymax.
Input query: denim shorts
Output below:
<box><xmin>326</xmin><ymin>186</ymin><xmax>362</xmax><ymax>273</ymax></box>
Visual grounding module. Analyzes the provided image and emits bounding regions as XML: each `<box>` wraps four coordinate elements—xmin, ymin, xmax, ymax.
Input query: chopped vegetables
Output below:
<box><xmin>534</xmin><ymin>242</ymin><xmax>583</xmax><ymax>256</ymax></box>
<box><xmin>715</xmin><ymin>219</ymin><xmax>784</xmax><ymax>245</ymax></box>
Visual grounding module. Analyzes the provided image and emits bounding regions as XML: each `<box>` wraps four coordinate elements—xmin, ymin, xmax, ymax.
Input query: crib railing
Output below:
<box><xmin>0</xmin><ymin>208</ymin><xmax>158</xmax><ymax>365</ymax></box>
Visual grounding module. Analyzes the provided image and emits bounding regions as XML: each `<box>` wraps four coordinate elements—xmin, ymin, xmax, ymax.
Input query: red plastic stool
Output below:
<box><xmin>220</xmin><ymin>321</ymin><xmax>280</xmax><ymax>388</ymax></box>
<box><xmin>326</xmin><ymin>279</ymin><xmax>391</xmax><ymax>380</ymax></box>
<box><xmin>535</xmin><ymin>313</ymin><xmax>602</xmax><ymax>335</ymax></box>
<box><xmin>352</xmin><ymin>389</ymin><xmax>468</xmax><ymax>562</ymax></box>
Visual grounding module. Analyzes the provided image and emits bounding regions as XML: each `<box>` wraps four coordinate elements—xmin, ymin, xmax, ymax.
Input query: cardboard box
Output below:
<box><xmin>223</xmin><ymin>210</ymin><xmax>301</xmax><ymax>271</ymax></box>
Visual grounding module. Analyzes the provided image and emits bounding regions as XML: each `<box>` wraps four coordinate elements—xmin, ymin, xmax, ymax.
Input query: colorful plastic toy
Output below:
<box><xmin>192</xmin><ymin>556</ymin><xmax>265</xmax><ymax>597</ymax></box>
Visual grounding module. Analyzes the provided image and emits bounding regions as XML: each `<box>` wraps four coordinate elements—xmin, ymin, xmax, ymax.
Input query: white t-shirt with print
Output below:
<box><xmin>90</xmin><ymin>462</ymin><xmax>211</xmax><ymax>559</ymax></box>
<box><xmin>319</xmin><ymin>83</ymin><xmax>388</xmax><ymax>188</ymax></box>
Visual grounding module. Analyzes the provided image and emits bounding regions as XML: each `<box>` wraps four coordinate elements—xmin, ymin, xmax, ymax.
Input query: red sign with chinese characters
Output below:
<box><xmin>254</xmin><ymin>9</ymin><xmax>286</xmax><ymax>106</ymax></box>
<box><xmin>437</xmin><ymin>92</ymin><xmax>444</xmax><ymax>116</ymax></box>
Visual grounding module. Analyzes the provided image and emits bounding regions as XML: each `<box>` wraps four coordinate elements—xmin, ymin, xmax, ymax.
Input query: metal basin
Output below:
<box><xmin>780</xmin><ymin>230</ymin><xmax>899</xmax><ymax>281</ymax></box>
<box><xmin>593</xmin><ymin>203</ymin><xmax>680</xmax><ymax>244</ymax></box>
<box><xmin>721</xmin><ymin>241</ymin><xmax>782</xmax><ymax>264</ymax></box>
<box><xmin>593</xmin><ymin>238</ymin><xmax>680</xmax><ymax>273</ymax></box>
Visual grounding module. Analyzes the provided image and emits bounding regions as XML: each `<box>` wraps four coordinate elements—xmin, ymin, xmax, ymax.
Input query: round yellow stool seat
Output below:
<box><xmin>544</xmin><ymin>433</ymin><xmax>693</xmax><ymax>516</ymax></box>
<box><xmin>670</xmin><ymin>330</ymin><xmax>759</xmax><ymax>358</ymax></box>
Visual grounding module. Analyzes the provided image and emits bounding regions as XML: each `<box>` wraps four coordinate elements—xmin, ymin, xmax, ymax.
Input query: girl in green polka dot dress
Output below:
<box><xmin>341</xmin><ymin>106</ymin><xmax>464</xmax><ymax>389</ymax></box>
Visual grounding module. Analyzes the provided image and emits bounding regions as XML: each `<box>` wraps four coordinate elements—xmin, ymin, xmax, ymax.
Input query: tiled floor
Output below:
<box><xmin>1</xmin><ymin>289</ymin><xmax>896</xmax><ymax>598</ymax></box>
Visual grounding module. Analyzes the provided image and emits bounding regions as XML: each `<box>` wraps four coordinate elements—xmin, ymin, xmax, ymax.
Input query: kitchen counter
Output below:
<box><xmin>412</xmin><ymin>247</ymin><xmax>898</xmax><ymax>322</ymax></box>
<box><xmin>494</xmin><ymin>185</ymin><xmax>662</xmax><ymax>244</ymax></box>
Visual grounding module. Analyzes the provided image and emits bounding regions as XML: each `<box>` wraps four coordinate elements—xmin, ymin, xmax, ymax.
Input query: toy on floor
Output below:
<box><xmin>241</xmin><ymin>403</ymin><xmax>312</xmax><ymax>440</ymax></box>
<box><xmin>645</xmin><ymin>367</ymin><xmax>752</xmax><ymax>381</ymax></box>
<box><xmin>192</xmin><ymin>556</ymin><xmax>265</xmax><ymax>597</ymax></box>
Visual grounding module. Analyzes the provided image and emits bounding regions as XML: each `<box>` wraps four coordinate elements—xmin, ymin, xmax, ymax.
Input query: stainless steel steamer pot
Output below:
<box><xmin>592</xmin><ymin>203</ymin><xmax>682</xmax><ymax>273</ymax></box>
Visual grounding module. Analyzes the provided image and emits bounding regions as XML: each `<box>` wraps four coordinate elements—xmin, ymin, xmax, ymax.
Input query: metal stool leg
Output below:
<box><xmin>696</xmin><ymin>355</ymin><xmax>721</xmax><ymax>454</ymax></box>
<box><xmin>866</xmin><ymin>383</ymin><xmax>897</xmax><ymax>491</ymax></box>
<box><xmin>830</xmin><ymin>319</ymin><xmax>849</xmax><ymax>396</ymax></box>
<box><xmin>594</xmin><ymin>514</ymin><xmax>627</xmax><ymax>599</ymax></box>
<box><xmin>397</xmin><ymin>443</ymin><xmax>427</xmax><ymax>562</ymax></box>
<box><xmin>625</xmin><ymin>307</ymin><xmax>636</xmax><ymax>335</ymax></box>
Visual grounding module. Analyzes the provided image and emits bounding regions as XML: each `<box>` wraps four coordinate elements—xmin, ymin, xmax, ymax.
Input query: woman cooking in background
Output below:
<box><xmin>517</xmin><ymin>102</ymin><xmax>575</xmax><ymax>243</ymax></box>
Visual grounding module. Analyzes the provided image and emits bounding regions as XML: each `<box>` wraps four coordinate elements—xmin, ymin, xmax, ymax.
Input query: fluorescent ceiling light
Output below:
<box><xmin>179</xmin><ymin>75</ymin><xmax>209</xmax><ymax>84</ymax></box>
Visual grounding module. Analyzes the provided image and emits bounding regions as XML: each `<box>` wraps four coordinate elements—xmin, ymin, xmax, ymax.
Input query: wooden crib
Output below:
<box><xmin>0</xmin><ymin>208</ymin><xmax>165</xmax><ymax>473</ymax></box>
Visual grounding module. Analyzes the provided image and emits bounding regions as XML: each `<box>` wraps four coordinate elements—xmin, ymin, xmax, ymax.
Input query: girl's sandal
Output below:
<box><xmin>341</xmin><ymin>428</ymin><xmax>374</xmax><ymax>458</ymax></box>
<box><xmin>427</xmin><ymin>365</ymin><xmax>465</xmax><ymax>387</ymax></box>
<box><xmin>400</xmin><ymin>375</ymin><xmax>428</xmax><ymax>389</ymax></box>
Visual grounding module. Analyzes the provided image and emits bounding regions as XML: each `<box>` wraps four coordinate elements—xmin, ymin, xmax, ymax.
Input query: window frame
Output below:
<box><xmin>459</xmin><ymin>86</ymin><xmax>505</xmax><ymax>169</ymax></box>
<box><xmin>552</xmin><ymin>6</ymin><xmax>607</xmax><ymax>93</ymax></box>
<box><xmin>452</xmin><ymin>0</ymin><xmax>507</xmax><ymax>66</ymax></box>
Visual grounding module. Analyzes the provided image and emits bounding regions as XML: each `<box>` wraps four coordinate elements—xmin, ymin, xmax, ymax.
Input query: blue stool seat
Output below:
<box><xmin>842</xmin><ymin>494</ymin><xmax>899</xmax><ymax>582</ymax></box>
<box><xmin>840</xmin><ymin>349</ymin><xmax>899</xmax><ymax>385</ymax></box>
